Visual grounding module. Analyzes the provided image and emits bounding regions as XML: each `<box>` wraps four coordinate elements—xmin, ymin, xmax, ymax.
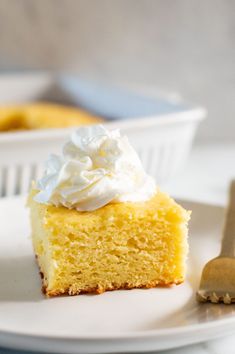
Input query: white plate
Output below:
<box><xmin>0</xmin><ymin>196</ymin><xmax>235</xmax><ymax>354</ymax></box>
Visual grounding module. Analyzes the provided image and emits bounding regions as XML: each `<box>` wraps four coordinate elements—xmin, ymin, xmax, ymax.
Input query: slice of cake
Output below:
<box><xmin>28</xmin><ymin>125</ymin><xmax>190</xmax><ymax>296</ymax></box>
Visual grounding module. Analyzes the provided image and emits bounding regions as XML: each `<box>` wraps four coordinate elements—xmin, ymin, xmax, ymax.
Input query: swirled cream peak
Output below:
<box><xmin>34</xmin><ymin>125</ymin><xmax>156</xmax><ymax>211</ymax></box>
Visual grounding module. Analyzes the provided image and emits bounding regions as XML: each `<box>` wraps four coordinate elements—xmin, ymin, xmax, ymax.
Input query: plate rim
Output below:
<box><xmin>1</xmin><ymin>314</ymin><xmax>235</xmax><ymax>340</ymax></box>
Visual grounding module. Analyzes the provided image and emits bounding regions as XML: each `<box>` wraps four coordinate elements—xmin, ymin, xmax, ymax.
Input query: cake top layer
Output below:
<box><xmin>34</xmin><ymin>125</ymin><xmax>156</xmax><ymax>211</ymax></box>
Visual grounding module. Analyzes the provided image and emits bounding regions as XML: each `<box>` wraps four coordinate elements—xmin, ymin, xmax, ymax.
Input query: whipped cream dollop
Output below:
<box><xmin>35</xmin><ymin>125</ymin><xmax>156</xmax><ymax>211</ymax></box>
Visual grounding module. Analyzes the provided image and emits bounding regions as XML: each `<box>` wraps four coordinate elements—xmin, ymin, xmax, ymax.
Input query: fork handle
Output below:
<box><xmin>220</xmin><ymin>180</ymin><xmax>235</xmax><ymax>257</ymax></box>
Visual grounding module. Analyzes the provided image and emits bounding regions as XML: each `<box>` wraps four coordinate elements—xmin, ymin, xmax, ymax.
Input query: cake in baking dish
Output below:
<box><xmin>28</xmin><ymin>125</ymin><xmax>190</xmax><ymax>296</ymax></box>
<box><xmin>0</xmin><ymin>103</ymin><xmax>102</xmax><ymax>132</ymax></box>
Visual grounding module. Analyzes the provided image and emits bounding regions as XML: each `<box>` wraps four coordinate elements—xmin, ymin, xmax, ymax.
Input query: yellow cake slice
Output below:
<box><xmin>28</xmin><ymin>188</ymin><xmax>190</xmax><ymax>297</ymax></box>
<box><xmin>0</xmin><ymin>103</ymin><xmax>102</xmax><ymax>132</ymax></box>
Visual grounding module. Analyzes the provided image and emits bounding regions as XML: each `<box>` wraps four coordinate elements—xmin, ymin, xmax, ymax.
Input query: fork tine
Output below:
<box><xmin>197</xmin><ymin>290</ymin><xmax>235</xmax><ymax>304</ymax></box>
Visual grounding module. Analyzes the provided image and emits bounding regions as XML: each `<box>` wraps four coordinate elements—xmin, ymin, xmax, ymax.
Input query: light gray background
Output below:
<box><xmin>0</xmin><ymin>0</ymin><xmax>234</xmax><ymax>140</ymax></box>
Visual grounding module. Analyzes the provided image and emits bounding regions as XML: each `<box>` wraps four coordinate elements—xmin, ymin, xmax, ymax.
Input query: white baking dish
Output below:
<box><xmin>0</xmin><ymin>73</ymin><xmax>206</xmax><ymax>197</ymax></box>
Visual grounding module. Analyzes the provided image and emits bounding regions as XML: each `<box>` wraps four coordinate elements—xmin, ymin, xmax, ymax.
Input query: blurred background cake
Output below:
<box><xmin>0</xmin><ymin>103</ymin><xmax>102</xmax><ymax>132</ymax></box>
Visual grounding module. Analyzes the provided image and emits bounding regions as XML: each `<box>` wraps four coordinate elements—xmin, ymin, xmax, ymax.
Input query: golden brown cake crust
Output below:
<box><xmin>45</xmin><ymin>282</ymin><xmax>183</xmax><ymax>297</ymax></box>
<box><xmin>38</xmin><ymin>265</ymin><xmax>183</xmax><ymax>297</ymax></box>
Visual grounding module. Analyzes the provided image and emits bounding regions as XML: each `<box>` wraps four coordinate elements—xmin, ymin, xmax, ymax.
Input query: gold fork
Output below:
<box><xmin>197</xmin><ymin>180</ymin><xmax>235</xmax><ymax>304</ymax></box>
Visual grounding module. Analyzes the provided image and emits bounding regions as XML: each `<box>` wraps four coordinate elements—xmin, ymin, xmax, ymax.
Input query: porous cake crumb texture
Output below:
<box><xmin>28</xmin><ymin>189</ymin><xmax>190</xmax><ymax>296</ymax></box>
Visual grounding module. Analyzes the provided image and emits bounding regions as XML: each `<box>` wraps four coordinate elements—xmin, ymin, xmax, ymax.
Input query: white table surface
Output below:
<box><xmin>1</xmin><ymin>141</ymin><xmax>235</xmax><ymax>354</ymax></box>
